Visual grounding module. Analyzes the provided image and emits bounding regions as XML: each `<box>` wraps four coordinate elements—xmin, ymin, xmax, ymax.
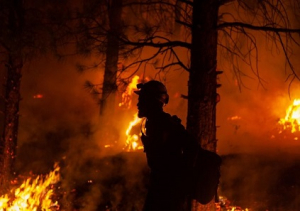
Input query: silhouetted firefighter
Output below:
<box><xmin>134</xmin><ymin>80</ymin><xmax>192</xmax><ymax>211</ymax></box>
<box><xmin>135</xmin><ymin>80</ymin><xmax>222</xmax><ymax>211</ymax></box>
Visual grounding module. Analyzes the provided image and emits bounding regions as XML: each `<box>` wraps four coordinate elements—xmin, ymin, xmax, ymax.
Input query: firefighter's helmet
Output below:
<box><xmin>134</xmin><ymin>80</ymin><xmax>169</xmax><ymax>104</ymax></box>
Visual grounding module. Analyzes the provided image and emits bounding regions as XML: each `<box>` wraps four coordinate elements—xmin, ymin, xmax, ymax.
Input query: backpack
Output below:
<box><xmin>190</xmin><ymin>146</ymin><xmax>222</xmax><ymax>204</ymax></box>
<box><xmin>155</xmin><ymin>114</ymin><xmax>221</xmax><ymax>205</ymax></box>
<box><xmin>169</xmin><ymin>115</ymin><xmax>222</xmax><ymax>204</ymax></box>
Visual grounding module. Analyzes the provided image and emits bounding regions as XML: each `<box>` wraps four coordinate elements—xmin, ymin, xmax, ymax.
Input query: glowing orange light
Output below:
<box><xmin>124</xmin><ymin>113</ymin><xmax>143</xmax><ymax>151</ymax></box>
<box><xmin>278</xmin><ymin>99</ymin><xmax>300</xmax><ymax>133</ymax></box>
<box><xmin>119</xmin><ymin>75</ymin><xmax>139</xmax><ymax>109</ymax></box>
<box><xmin>227</xmin><ymin>115</ymin><xmax>242</xmax><ymax>120</ymax></box>
<box><xmin>0</xmin><ymin>163</ymin><xmax>60</xmax><ymax>210</ymax></box>
<box><xmin>104</xmin><ymin>144</ymin><xmax>112</xmax><ymax>148</ymax></box>
<box><xmin>33</xmin><ymin>94</ymin><xmax>43</xmax><ymax>99</ymax></box>
<box><xmin>216</xmin><ymin>196</ymin><xmax>249</xmax><ymax>211</ymax></box>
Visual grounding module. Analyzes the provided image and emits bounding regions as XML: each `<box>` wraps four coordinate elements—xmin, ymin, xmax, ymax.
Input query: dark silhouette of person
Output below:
<box><xmin>135</xmin><ymin>80</ymin><xmax>192</xmax><ymax>211</ymax></box>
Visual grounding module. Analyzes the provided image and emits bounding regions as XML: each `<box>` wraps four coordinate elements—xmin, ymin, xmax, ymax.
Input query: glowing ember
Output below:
<box><xmin>278</xmin><ymin>99</ymin><xmax>300</xmax><ymax>133</ymax></box>
<box><xmin>119</xmin><ymin>75</ymin><xmax>140</xmax><ymax>109</ymax></box>
<box><xmin>124</xmin><ymin>113</ymin><xmax>143</xmax><ymax>151</ymax></box>
<box><xmin>0</xmin><ymin>163</ymin><xmax>60</xmax><ymax>211</ymax></box>
<box><xmin>104</xmin><ymin>144</ymin><xmax>112</xmax><ymax>148</ymax></box>
<box><xmin>216</xmin><ymin>196</ymin><xmax>250</xmax><ymax>211</ymax></box>
<box><xmin>33</xmin><ymin>94</ymin><xmax>43</xmax><ymax>99</ymax></box>
<box><xmin>227</xmin><ymin>116</ymin><xmax>241</xmax><ymax>121</ymax></box>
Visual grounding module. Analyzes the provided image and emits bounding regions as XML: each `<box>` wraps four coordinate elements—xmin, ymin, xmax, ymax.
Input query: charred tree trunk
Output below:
<box><xmin>100</xmin><ymin>0</ymin><xmax>122</xmax><ymax>117</ymax></box>
<box><xmin>187</xmin><ymin>0</ymin><xmax>219</xmax><ymax>152</ymax></box>
<box><xmin>0</xmin><ymin>0</ymin><xmax>24</xmax><ymax>193</ymax></box>
<box><xmin>0</xmin><ymin>56</ymin><xmax>23</xmax><ymax>192</ymax></box>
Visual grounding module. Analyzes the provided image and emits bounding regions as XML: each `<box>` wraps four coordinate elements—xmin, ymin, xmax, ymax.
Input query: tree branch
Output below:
<box><xmin>175</xmin><ymin>20</ymin><xmax>192</xmax><ymax>28</ymax></box>
<box><xmin>276</xmin><ymin>32</ymin><xmax>300</xmax><ymax>81</ymax></box>
<box><xmin>156</xmin><ymin>61</ymin><xmax>189</xmax><ymax>72</ymax></box>
<box><xmin>120</xmin><ymin>37</ymin><xmax>191</xmax><ymax>49</ymax></box>
<box><xmin>218</xmin><ymin>22</ymin><xmax>300</xmax><ymax>33</ymax></box>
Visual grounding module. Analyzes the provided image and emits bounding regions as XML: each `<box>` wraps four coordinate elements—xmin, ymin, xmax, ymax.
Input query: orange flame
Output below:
<box><xmin>0</xmin><ymin>163</ymin><xmax>60</xmax><ymax>211</ymax></box>
<box><xmin>278</xmin><ymin>99</ymin><xmax>300</xmax><ymax>133</ymax></box>
<box><xmin>119</xmin><ymin>75</ymin><xmax>139</xmax><ymax>109</ymax></box>
<box><xmin>124</xmin><ymin>113</ymin><xmax>144</xmax><ymax>151</ymax></box>
<box><xmin>216</xmin><ymin>196</ymin><xmax>250</xmax><ymax>211</ymax></box>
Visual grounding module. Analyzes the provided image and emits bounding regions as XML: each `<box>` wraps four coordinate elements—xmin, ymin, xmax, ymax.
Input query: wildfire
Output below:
<box><xmin>119</xmin><ymin>75</ymin><xmax>140</xmax><ymax>109</ymax></box>
<box><xmin>0</xmin><ymin>163</ymin><xmax>60</xmax><ymax>211</ymax></box>
<box><xmin>278</xmin><ymin>99</ymin><xmax>300</xmax><ymax>133</ymax></box>
<box><xmin>116</xmin><ymin>75</ymin><xmax>144</xmax><ymax>151</ymax></box>
<box><xmin>124</xmin><ymin>113</ymin><xmax>143</xmax><ymax>151</ymax></box>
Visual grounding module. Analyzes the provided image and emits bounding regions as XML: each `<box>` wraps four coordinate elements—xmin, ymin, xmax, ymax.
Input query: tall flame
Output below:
<box><xmin>0</xmin><ymin>163</ymin><xmax>60</xmax><ymax>211</ymax></box>
<box><xmin>278</xmin><ymin>99</ymin><xmax>300</xmax><ymax>133</ymax></box>
<box><xmin>124</xmin><ymin>113</ymin><xmax>144</xmax><ymax>151</ymax></box>
<box><xmin>119</xmin><ymin>75</ymin><xmax>140</xmax><ymax>109</ymax></box>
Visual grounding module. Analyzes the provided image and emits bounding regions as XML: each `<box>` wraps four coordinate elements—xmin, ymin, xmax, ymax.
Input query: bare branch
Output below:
<box><xmin>218</xmin><ymin>22</ymin><xmax>300</xmax><ymax>33</ymax></box>
<box><xmin>119</xmin><ymin>37</ymin><xmax>191</xmax><ymax>49</ymax></box>
<box><xmin>122</xmin><ymin>47</ymin><xmax>163</xmax><ymax>72</ymax></box>
<box><xmin>156</xmin><ymin>61</ymin><xmax>189</xmax><ymax>72</ymax></box>
<box><xmin>276</xmin><ymin>32</ymin><xmax>300</xmax><ymax>81</ymax></box>
<box><xmin>175</xmin><ymin>20</ymin><xmax>192</xmax><ymax>28</ymax></box>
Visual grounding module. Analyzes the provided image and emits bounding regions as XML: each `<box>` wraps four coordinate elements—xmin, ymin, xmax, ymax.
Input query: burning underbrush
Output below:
<box><xmin>224</xmin><ymin>97</ymin><xmax>300</xmax><ymax>153</ymax></box>
<box><xmin>270</xmin><ymin>98</ymin><xmax>300</xmax><ymax>144</ymax></box>
<box><xmin>0</xmin><ymin>152</ymin><xmax>148</xmax><ymax>211</ymax></box>
<box><xmin>0</xmin><ymin>164</ymin><xmax>60</xmax><ymax>211</ymax></box>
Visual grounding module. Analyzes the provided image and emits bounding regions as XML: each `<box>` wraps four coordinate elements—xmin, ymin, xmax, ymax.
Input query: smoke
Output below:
<box><xmin>13</xmin><ymin>53</ymin><xmax>150</xmax><ymax>210</ymax></box>
<box><xmin>215</xmin><ymin>1</ymin><xmax>300</xmax><ymax>155</ymax></box>
<box><xmin>219</xmin><ymin>152</ymin><xmax>300</xmax><ymax>210</ymax></box>
<box><xmin>7</xmin><ymin>1</ymin><xmax>300</xmax><ymax>210</ymax></box>
<box><xmin>12</xmin><ymin>46</ymin><xmax>189</xmax><ymax>209</ymax></box>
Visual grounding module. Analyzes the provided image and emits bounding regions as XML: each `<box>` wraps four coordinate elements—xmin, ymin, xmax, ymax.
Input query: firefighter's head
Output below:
<box><xmin>134</xmin><ymin>80</ymin><xmax>169</xmax><ymax>118</ymax></box>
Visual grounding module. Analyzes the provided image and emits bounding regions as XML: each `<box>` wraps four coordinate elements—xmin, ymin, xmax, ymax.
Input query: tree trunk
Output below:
<box><xmin>187</xmin><ymin>1</ymin><xmax>219</xmax><ymax>209</ymax></box>
<box><xmin>0</xmin><ymin>0</ymin><xmax>24</xmax><ymax>194</ymax></box>
<box><xmin>0</xmin><ymin>55</ymin><xmax>23</xmax><ymax>193</ymax></box>
<box><xmin>100</xmin><ymin>0</ymin><xmax>122</xmax><ymax>117</ymax></box>
<box><xmin>187</xmin><ymin>0</ymin><xmax>219</xmax><ymax>152</ymax></box>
